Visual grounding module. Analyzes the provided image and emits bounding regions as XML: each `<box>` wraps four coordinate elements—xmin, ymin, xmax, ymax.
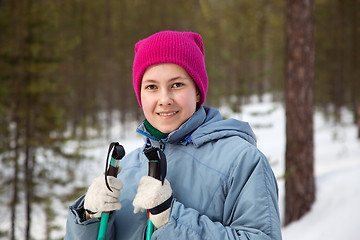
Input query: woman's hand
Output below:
<box><xmin>84</xmin><ymin>170</ymin><xmax>123</xmax><ymax>219</ymax></box>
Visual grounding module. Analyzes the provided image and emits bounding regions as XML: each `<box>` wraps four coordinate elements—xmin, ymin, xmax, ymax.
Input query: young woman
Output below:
<box><xmin>66</xmin><ymin>31</ymin><xmax>282</xmax><ymax>240</ymax></box>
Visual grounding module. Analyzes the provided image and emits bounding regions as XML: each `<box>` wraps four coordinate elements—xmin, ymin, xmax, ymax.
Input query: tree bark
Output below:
<box><xmin>24</xmin><ymin>75</ymin><xmax>34</xmax><ymax>240</ymax></box>
<box><xmin>257</xmin><ymin>0</ymin><xmax>269</xmax><ymax>101</ymax></box>
<box><xmin>10</xmin><ymin>0</ymin><xmax>26</xmax><ymax>238</ymax></box>
<box><xmin>350</xmin><ymin>0</ymin><xmax>359</xmax><ymax>138</ymax></box>
<box><xmin>10</xmin><ymin>108</ymin><xmax>21</xmax><ymax>240</ymax></box>
<box><xmin>10</xmin><ymin>124</ymin><xmax>20</xmax><ymax>240</ymax></box>
<box><xmin>285</xmin><ymin>0</ymin><xmax>315</xmax><ymax>225</ymax></box>
<box><xmin>357</xmin><ymin>106</ymin><xmax>360</xmax><ymax>139</ymax></box>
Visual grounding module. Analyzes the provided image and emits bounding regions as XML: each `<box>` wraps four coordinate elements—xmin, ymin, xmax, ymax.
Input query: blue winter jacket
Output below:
<box><xmin>65</xmin><ymin>106</ymin><xmax>282</xmax><ymax>240</ymax></box>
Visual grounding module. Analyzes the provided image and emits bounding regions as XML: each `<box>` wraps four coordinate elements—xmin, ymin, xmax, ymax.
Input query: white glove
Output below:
<box><xmin>132</xmin><ymin>176</ymin><xmax>172</xmax><ymax>228</ymax></box>
<box><xmin>84</xmin><ymin>169</ymin><xmax>123</xmax><ymax>218</ymax></box>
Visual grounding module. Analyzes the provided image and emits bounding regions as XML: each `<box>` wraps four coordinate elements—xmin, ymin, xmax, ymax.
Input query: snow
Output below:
<box><xmin>234</xmin><ymin>95</ymin><xmax>360</xmax><ymax>240</ymax></box>
<box><xmin>2</xmin><ymin>95</ymin><xmax>360</xmax><ymax>239</ymax></box>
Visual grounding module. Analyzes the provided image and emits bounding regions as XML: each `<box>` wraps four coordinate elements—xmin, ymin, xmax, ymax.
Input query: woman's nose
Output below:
<box><xmin>158</xmin><ymin>89</ymin><xmax>173</xmax><ymax>106</ymax></box>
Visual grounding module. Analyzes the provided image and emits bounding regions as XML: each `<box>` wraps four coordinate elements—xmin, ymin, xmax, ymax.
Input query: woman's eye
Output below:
<box><xmin>145</xmin><ymin>85</ymin><xmax>157</xmax><ymax>90</ymax></box>
<box><xmin>173</xmin><ymin>83</ymin><xmax>184</xmax><ymax>88</ymax></box>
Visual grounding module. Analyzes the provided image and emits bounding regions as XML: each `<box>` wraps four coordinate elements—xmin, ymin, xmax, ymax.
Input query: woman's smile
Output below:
<box><xmin>157</xmin><ymin>111</ymin><xmax>179</xmax><ymax>117</ymax></box>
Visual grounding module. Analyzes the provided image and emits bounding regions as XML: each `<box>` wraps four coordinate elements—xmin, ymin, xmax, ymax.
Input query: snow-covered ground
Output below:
<box><xmin>234</xmin><ymin>96</ymin><xmax>360</xmax><ymax>240</ymax></box>
<box><xmin>2</xmin><ymin>95</ymin><xmax>360</xmax><ymax>239</ymax></box>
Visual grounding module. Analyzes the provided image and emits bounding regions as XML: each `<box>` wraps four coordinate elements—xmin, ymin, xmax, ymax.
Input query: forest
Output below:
<box><xmin>0</xmin><ymin>0</ymin><xmax>359</xmax><ymax>239</ymax></box>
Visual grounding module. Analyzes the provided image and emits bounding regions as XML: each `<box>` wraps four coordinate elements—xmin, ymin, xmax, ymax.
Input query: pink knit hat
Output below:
<box><xmin>133</xmin><ymin>31</ymin><xmax>208</xmax><ymax>107</ymax></box>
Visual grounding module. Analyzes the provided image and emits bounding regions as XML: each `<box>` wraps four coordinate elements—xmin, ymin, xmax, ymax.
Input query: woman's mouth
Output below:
<box><xmin>157</xmin><ymin>111</ymin><xmax>178</xmax><ymax>116</ymax></box>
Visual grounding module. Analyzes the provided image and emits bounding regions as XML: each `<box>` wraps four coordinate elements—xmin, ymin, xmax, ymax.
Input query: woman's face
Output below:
<box><xmin>140</xmin><ymin>63</ymin><xmax>200</xmax><ymax>134</ymax></box>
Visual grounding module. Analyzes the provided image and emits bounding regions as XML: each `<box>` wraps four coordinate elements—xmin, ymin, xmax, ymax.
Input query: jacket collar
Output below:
<box><xmin>137</xmin><ymin>106</ymin><xmax>207</xmax><ymax>145</ymax></box>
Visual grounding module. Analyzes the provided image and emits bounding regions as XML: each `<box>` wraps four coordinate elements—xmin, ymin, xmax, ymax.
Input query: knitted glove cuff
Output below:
<box><xmin>150</xmin><ymin>208</ymin><xmax>171</xmax><ymax>229</ymax></box>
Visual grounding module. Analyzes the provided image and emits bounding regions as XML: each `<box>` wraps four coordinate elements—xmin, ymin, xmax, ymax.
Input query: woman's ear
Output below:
<box><xmin>196</xmin><ymin>89</ymin><xmax>201</xmax><ymax>103</ymax></box>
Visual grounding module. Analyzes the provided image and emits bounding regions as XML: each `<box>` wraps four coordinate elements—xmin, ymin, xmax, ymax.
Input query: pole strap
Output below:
<box><xmin>149</xmin><ymin>195</ymin><xmax>173</xmax><ymax>215</ymax></box>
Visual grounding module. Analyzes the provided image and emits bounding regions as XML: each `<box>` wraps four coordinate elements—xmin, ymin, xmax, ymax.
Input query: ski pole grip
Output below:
<box><xmin>144</xmin><ymin>147</ymin><xmax>161</xmax><ymax>179</ymax></box>
<box><xmin>148</xmin><ymin>160</ymin><xmax>160</xmax><ymax>179</ymax></box>
<box><xmin>105</xmin><ymin>143</ymin><xmax>125</xmax><ymax>191</ymax></box>
<box><xmin>107</xmin><ymin>164</ymin><xmax>119</xmax><ymax>177</ymax></box>
<box><xmin>107</xmin><ymin>145</ymin><xmax>124</xmax><ymax>176</ymax></box>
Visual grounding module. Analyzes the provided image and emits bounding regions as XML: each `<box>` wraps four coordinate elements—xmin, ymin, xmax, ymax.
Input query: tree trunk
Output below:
<box><xmin>24</xmin><ymin>143</ymin><xmax>33</xmax><ymax>240</ymax></box>
<box><xmin>284</xmin><ymin>0</ymin><xmax>315</xmax><ymax>225</ymax></box>
<box><xmin>357</xmin><ymin>106</ymin><xmax>360</xmax><ymax>139</ymax></box>
<box><xmin>350</xmin><ymin>0</ymin><xmax>359</xmax><ymax>138</ymax></box>
<box><xmin>10</xmin><ymin>128</ymin><xmax>20</xmax><ymax>240</ymax></box>
<box><xmin>333</xmin><ymin>0</ymin><xmax>345</xmax><ymax>121</ymax></box>
<box><xmin>257</xmin><ymin>0</ymin><xmax>269</xmax><ymax>101</ymax></box>
<box><xmin>10</xmin><ymin>113</ymin><xmax>21</xmax><ymax>240</ymax></box>
<box><xmin>24</xmin><ymin>80</ymin><xmax>34</xmax><ymax>240</ymax></box>
<box><xmin>10</xmin><ymin>0</ymin><xmax>26</xmax><ymax>238</ymax></box>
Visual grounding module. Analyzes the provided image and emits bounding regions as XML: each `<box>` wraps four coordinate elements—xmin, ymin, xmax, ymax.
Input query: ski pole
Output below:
<box><xmin>97</xmin><ymin>142</ymin><xmax>125</xmax><ymax>240</ymax></box>
<box><xmin>143</xmin><ymin>147</ymin><xmax>167</xmax><ymax>240</ymax></box>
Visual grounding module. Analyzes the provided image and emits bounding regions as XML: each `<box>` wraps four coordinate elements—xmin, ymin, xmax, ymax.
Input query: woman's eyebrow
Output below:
<box><xmin>169</xmin><ymin>76</ymin><xmax>181</xmax><ymax>81</ymax></box>
<box><xmin>169</xmin><ymin>76</ymin><xmax>191</xmax><ymax>81</ymax></box>
<box><xmin>143</xmin><ymin>76</ymin><xmax>189</xmax><ymax>83</ymax></box>
<box><xmin>142</xmin><ymin>79</ymin><xmax>158</xmax><ymax>83</ymax></box>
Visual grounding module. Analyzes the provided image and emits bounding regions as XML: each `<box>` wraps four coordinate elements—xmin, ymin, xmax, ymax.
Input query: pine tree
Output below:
<box><xmin>284</xmin><ymin>0</ymin><xmax>316</xmax><ymax>225</ymax></box>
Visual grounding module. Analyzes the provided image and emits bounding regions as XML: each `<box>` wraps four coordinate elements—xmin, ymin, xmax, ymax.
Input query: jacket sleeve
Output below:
<box><xmin>64</xmin><ymin>195</ymin><xmax>117</xmax><ymax>240</ymax></box>
<box><xmin>152</xmin><ymin>150</ymin><xmax>282</xmax><ymax>240</ymax></box>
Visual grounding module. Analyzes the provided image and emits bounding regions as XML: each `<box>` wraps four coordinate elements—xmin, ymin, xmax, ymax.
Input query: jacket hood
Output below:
<box><xmin>189</xmin><ymin>106</ymin><xmax>257</xmax><ymax>147</ymax></box>
<box><xmin>137</xmin><ymin>106</ymin><xmax>257</xmax><ymax>147</ymax></box>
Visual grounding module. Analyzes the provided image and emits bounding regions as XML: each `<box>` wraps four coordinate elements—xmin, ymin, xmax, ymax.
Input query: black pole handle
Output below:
<box><xmin>144</xmin><ymin>147</ymin><xmax>166</xmax><ymax>184</ymax></box>
<box><xmin>105</xmin><ymin>142</ymin><xmax>125</xmax><ymax>191</ymax></box>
